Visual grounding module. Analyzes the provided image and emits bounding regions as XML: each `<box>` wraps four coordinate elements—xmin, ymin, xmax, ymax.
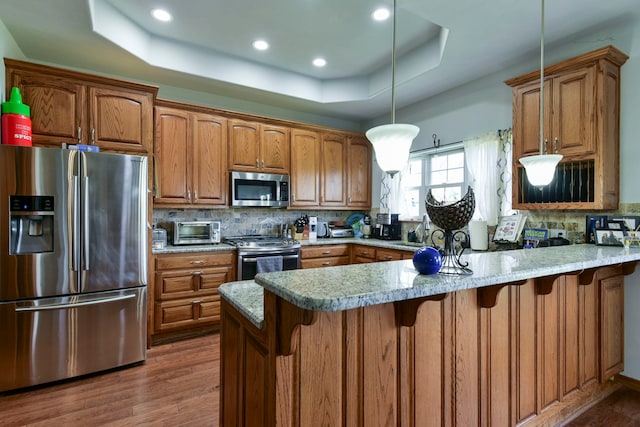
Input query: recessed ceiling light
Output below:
<box><xmin>372</xmin><ymin>7</ymin><xmax>390</xmax><ymax>21</ymax></box>
<box><xmin>252</xmin><ymin>39</ymin><xmax>269</xmax><ymax>51</ymax></box>
<box><xmin>151</xmin><ymin>8</ymin><xmax>172</xmax><ymax>22</ymax></box>
<box><xmin>312</xmin><ymin>57</ymin><xmax>327</xmax><ymax>67</ymax></box>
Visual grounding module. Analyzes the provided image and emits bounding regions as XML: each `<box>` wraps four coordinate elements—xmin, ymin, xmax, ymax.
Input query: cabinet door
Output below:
<box><xmin>600</xmin><ymin>275</ymin><xmax>624</xmax><ymax>380</ymax></box>
<box><xmin>154</xmin><ymin>106</ymin><xmax>190</xmax><ymax>205</ymax></box>
<box><xmin>347</xmin><ymin>136</ymin><xmax>372</xmax><ymax>208</ymax></box>
<box><xmin>261</xmin><ymin>124</ymin><xmax>290</xmax><ymax>173</ymax></box>
<box><xmin>192</xmin><ymin>112</ymin><xmax>228</xmax><ymax>205</ymax></box>
<box><xmin>320</xmin><ymin>133</ymin><xmax>347</xmax><ymax>206</ymax></box>
<box><xmin>552</xmin><ymin>66</ymin><xmax>595</xmax><ymax>157</ymax></box>
<box><xmin>512</xmin><ymin>79</ymin><xmax>552</xmax><ymax>159</ymax></box>
<box><xmin>228</xmin><ymin>119</ymin><xmax>260</xmax><ymax>171</ymax></box>
<box><xmin>290</xmin><ymin>129</ymin><xmax>321</xmax><ymax>206</ymax></box>
<box><xmin>7</xmin><ymin>70</ymin><xmax>85</xmax><ymax>148</ymax></box>
<box><xmin>89</xmin><ymin>86</ymin><xmax>153</xmax><ymax>153</ymax></box>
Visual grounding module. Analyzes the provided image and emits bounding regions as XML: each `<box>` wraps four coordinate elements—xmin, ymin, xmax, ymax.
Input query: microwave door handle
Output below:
<box><xmin>83</xmin><ymin>176</ymin><xmax>90</xmax><ymax>271</ymax></box>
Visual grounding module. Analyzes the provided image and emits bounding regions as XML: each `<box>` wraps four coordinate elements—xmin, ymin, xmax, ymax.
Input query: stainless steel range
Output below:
<box><xmin>224</xmin><ymin>236</ymin><xmax>301</xmax><ymax>280</ymax></box>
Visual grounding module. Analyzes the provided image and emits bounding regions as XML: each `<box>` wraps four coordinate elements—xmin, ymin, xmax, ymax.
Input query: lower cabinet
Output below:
<box><xmin>300</xmin><ymin>244</ymin><xmax>350</xmax><ymax>268</ymax></box>
<box><xmin>153</xmin><ymin>251</ymin><xmax>235</xmax><ymax>343</ymax></box>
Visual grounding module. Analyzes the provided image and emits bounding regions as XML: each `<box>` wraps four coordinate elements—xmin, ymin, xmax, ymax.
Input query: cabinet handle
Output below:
<box><xmin>553</xmin><ymin>137</ymin><xmax>559</xmax><ymax>153</ymax></box>
<box><xmin>190</xmin><ymin>271</ymin><xmax>203</xmax><ymax>275</ymax></box>
<box><xmin>262</xmin><ymin>160</ymin><xmax>265</xmax><ymax>170</ymax></box>
<box><xmin>321</xmin><ymin>251</ymin><xmax>331</xmax><ymax>255</ymax></box>
<box><xmin>194</xmin><ymin>190</ymin><xmax>198</xmax><ymax>201</ymax></box>
<box><xmin>543</xmin><ymin>139</ymin><xmax>549</xmax><ymax>154</ymax></box>
<box><xmin>321</xmin><ymin>262</ymin><xmax>331</xmax><ymax>266</ymax></box>
<box><xmin>187</xmin><ymin>189</ymin><xmax>191</xmax><ymax>202</ymax></box>
<box><xmin>192</xmin><ymin>300</ymin><xmax>202</xmax><ymax>305</ymax></box>
<box><xmin>362</xmin><ymin>251</ymin><xmax>369</xmax><ymax>255</ymax></box>
<box><xmin>349</xmin><ymin>197</ymin><xmax>352</xmax><ymax>204</ymax></box>
<box><xmin>77</xmin><ymin>127</ymin><xmax>82</xmax><ymax>143</ymax></box>
<box><xmin>384</xmin><ymin>256</ymin><xmax>393</xmax><ymax>260</ymax></box>
<box><xmin>190</xmin><ymin>260</ymin><xmax>205</xmax><ymax>265</ymax></box>
<box><xmin>256</xmin><ymin>159</ymin><xmax>259</xmax><ymax>169</ymax></box>
<box><xmin>91</xmin><ymin>128</ymin><xmax>95</xmax><ymax>145</ymax></box>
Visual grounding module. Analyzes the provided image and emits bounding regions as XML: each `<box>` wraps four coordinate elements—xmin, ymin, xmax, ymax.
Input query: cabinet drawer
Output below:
<box><xmin>156</xmin><ymin>267</ymin><xmax>232</xmax><ymax>299</ymax></box>
<box><xmin>301</xmin><ymin>255</ymin><xmax>350</xmax><ymax>269</ymax></box>
<box><xmin>376</xmin><ymin>249</ymin><xmax>406</xmax><ymax>262</ymax></box>
<box><xmin>352</xmin><ymin>245</ymin><xmax>376</xmax><ymax>259</ymax></box>
<box><xmin>351</xmin><ymin>256</ymin><xmax>377</xmax><ymax>264</ymax></box>
<box><xmin>301</xmin><ymin>245</ymin><xmax>349</xmax><ymax>259</ymax></box>
<box><xmin>155</xmin><ymin>251</ymin><xmax>234</xmax><ymax>270</ymax></box>
<box><xmin>155</xmin><ymin>296</ymin><xmax>220</xmax><ymax>331</ymax></box>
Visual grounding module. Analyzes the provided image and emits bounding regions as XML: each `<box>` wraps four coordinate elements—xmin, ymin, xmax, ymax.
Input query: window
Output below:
<box><xmin>399</xmin><ymin>147</ymin><xmax>468</xmax><ymax>219</ymax></box>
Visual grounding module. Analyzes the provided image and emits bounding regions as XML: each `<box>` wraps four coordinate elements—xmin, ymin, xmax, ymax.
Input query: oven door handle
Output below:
<box><xmin>241</xmin><ymin>254</ymin><xmax>299</xmax><ymax>263</ymax></box>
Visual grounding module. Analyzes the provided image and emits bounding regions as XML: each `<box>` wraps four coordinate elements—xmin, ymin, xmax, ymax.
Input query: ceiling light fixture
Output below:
<box><xmin>150</xmin><ymin>8</ymin><xmax>172</xmax><ymax>22</ymax></box>
<box><xmin>365</xmin><ymin>0</ymin><xmax>419</xmax><ymax>177</ymax></box>
<box><xmin>372</xmin><ymin>7</ymin><xmax>390</xmax><ymax>21</ymax></box>
<box><xmin>252</xmin><ymin>39</ymin><xmax>269</xmax><ymax>51</ymax></box>
<box><xmin>312</xmin><ymin>57</ymin><xmax>327</xmax><ymax>67</ymax></box>
<box><xmin>518</xmin><ymin>0</ymin><xmax>562</xmax><ymax>187</ymax></box>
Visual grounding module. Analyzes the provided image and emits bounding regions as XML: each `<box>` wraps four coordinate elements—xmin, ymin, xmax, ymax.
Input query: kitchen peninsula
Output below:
<box><xmin>219</xmin><ymin>245</ymin><xmax>639</xmax><ymax>426</ymax></box>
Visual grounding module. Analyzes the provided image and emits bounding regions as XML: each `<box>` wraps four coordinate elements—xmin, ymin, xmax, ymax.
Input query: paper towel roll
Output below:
<box><xmin>470</xmin><ymin>220</ymin><xmax>488</xmax><ymax>251</ymax></box>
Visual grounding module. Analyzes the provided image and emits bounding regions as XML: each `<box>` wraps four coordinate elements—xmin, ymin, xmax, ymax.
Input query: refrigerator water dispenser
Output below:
<box><xmin>9</xmin><ymin>195</ymin><xmax>54</xmax><ymax>254</ymax></box>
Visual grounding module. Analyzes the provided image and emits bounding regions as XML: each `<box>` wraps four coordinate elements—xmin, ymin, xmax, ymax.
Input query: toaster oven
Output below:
<box><xmin>170</xmin><ymin>221</ymin><xmax>221</xmax><ymax>245</ymax></box>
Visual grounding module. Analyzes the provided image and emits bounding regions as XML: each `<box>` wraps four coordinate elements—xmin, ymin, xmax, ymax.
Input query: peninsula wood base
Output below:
<box><xmin>220</xmin><ymin>265</ymin><xmax>631</xmax><ymax>426</ymax></box>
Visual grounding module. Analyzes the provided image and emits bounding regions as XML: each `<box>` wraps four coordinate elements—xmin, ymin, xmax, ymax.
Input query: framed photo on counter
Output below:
<box><xmin>595</xmin><ymin>229</ymin><xmax>624</xmax><ymax>246</ymax></box>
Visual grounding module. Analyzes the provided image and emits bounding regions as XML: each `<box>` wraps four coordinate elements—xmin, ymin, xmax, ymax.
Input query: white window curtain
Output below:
<box><xmin>464</xmin><ymin>132</ymin><xmax>500</xmax><ymax>226</ymax></box>
<box><xmin>379</xmin><ymin>171</ymin><xmax>406</xmax><ymax>214</ymax></box>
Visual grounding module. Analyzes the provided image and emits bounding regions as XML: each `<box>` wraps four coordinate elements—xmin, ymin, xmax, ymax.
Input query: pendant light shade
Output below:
<box><xmin>367</xmin><ymin>123</ymin><xmax>419</xmax><ymax>177</ymax></box>
<box><xmin>518</xmin><ymin>0</ymin><xmax>562</xmax><ymax>187</ymax></box>
<box><xmin>366</xmin><ymin>0</ymin><xmax>419</xmax><ymax>177</ymax></box>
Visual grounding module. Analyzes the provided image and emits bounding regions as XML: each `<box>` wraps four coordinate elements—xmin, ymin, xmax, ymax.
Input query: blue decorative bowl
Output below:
<box><xmin>413</xmin><ymin>246</ymin><xmax>443</xmax><ymax>275</ymax></box>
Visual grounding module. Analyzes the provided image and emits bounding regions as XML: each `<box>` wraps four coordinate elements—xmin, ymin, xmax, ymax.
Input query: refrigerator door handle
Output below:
<box><xmin>72</xmin><ymin>175</ymin><xmax>80</xmax><ymax>272</ymax></box>
<box><xmin>83</xmin><ymin>176</ymin><xmax>90</xmax><ymax>271</ymax></box>
<box><xmin>15</xmin><ymin>293</ymin><xmax>137</xmax><ymax>312</ymax></box>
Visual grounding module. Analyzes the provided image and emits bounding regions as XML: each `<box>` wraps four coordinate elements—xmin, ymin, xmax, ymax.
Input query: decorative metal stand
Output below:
<box><xmin>425</xmin><ymin>186</ymin><xmax>476</xmax><ymax>276</ymax></box>
<box><xmin>430</xmin><ymin>229</ymin><xmax>472</xmax><ymax>275</ymax></box>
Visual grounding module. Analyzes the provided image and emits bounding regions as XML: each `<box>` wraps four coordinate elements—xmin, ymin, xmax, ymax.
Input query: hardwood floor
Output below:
<box><xmin>2</xmin><ymin>332</ymin><xmax>639</xmax><ymax>426</ymax></box>
<box><xmin>0</xmin><ymin>334</ymin><xmax>219</xmax><ymax>427</ymax></box>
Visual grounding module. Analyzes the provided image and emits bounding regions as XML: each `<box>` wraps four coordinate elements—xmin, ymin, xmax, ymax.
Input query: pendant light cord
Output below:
<box><xmin>539</xmin><ymin>0</ymin><xmax>545</xmax><ymax>155</ymax></box>
<box><xmin>391</xmin><ymin>0</ymin><xmax>397</xmax><ymax>124</ymax></box>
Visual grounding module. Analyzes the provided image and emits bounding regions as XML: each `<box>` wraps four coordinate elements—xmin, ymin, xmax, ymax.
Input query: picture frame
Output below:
<box><xmin>605</xmin><ymin>220</ymin><xmax>626</xmax><ymax>231</ymax></box>
<box><xmin>585</xmin><ymin>215</ymin><xmax>607</xmax><ymax>244</ymax></box>
<box><xmin>595</xmin><ymin>229</ymin><xmax>625</xmax><ymax>246</ymax></box>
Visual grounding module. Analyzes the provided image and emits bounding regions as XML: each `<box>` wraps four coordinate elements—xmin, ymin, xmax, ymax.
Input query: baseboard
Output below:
<box><xmin>616</xmin><ymin>374</ymin><xmax>640</xmax><ymax>392</ymax></box>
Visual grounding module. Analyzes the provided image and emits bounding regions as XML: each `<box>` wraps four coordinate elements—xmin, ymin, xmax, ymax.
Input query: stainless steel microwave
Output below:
<box><xmin>230</xmin><ymin>171</ymin><xmax>290</xmax><ymax>208</ymax></box>
<box><xmin>170</xmin><ymin>221</ymin><xmax>221</xmax><ymax>245</ymax></box>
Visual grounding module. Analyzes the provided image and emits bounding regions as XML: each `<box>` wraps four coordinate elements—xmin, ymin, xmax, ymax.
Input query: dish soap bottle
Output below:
<box><xmin>1</xmin><ymin>87</ymin><xmax>32</xmax><ymax>146</ymax></box>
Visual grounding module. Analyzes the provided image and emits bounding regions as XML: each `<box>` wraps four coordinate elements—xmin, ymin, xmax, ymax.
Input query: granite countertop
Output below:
<box><xmin>219</xmin><ymin>246</ymin><xmax>640</xmax><ymax>325</ymax></box>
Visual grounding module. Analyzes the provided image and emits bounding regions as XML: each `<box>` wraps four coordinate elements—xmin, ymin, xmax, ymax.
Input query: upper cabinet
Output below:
<box><xmin>154</xmin><ymin>101</ymin><xmax>227</xmax><ymax>207</ymax></box>
<box><xmin>290</xmin><ymin>129</ymin><xmax>372</xmax><ymax>209</ymax></box>
<box><xmin>506</xmin><ymin>45</ymin><xmax>628</xmax><ymax>210</ymax></box>
<box><xmin>4</xmin><ymin>58</ymin><xmax>157</xmax><ymax>155</ymax></box>
<box><xmin>228</xmin><ymin>118</ymin><xmax>290</xmax><ymax>174</ymax></box>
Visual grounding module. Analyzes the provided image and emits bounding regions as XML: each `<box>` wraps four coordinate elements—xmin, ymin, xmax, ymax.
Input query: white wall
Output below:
<box><xmin>0</xmin><ymin>18</ymin><xmax>26</xmax><ymax>105</ymax></box>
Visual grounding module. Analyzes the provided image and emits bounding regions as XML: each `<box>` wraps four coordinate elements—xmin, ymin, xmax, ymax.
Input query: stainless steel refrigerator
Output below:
<box><xmin>0</xmin><ymin>145</ymin><xmax>148</xmax><ymax>392</ymax></box>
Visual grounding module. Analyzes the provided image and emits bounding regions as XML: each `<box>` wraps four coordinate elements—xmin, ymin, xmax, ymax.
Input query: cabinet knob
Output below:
<box><xmin>256</xmin><ymin>159</ymin><xmax>259</xmax><ymax>169</ymax></box>
<box><xmin>190</xmin><ymin>260</ymin><xmax>205</xmax><ymax>265</ymax></box>
<box><xmin>262</xmin><ymin>160</ymin><xmax>265</xmax><ymax>170</ymax></box>
<box><xmin>187</xmin><ymin>190</ymin><xmax>191</xmax><ymax>202</ymax></box>
<box><xmin>91</xmin><ymin>128</ymin><xmax>95</xmax><ymax>145</ymax></box>
<box><xmin>77</xmin><ymin>127</ymin><xmax>82</xmax><ymax>143</ymax></box>
<box><xmin>322</xmin><ymin>251</ymin><xmax>331</xmax><ymax>255</ymax></box>
<box><xmin>553</xmin><ymin>137</ymin><xmax>559</xmax><ymax>153</ymax></box>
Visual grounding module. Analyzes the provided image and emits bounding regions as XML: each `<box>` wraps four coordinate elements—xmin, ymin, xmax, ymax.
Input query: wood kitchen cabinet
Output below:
<box><xmin>346</xmin><ymin>135</ymin><xmax>372</xmax><ymax>208</ymax></box>
<box><xmin>506</xmin><ymin>45</ymin><xmax>628</xmax><ymax>210</ymax></box>
<box><xmin>351</xmin><ymin>244</ymin><xmax>377</xmax><ymax>263</ymax></box>
<box><xmin>154</xmin><ymin>101</ymin><xmax>228</xmax><ymax>207</ymax></box>
<box><xmin>300</xmin><ymin>244</ymin><xmax>350</xmax><ymax>268</ymax></box>
<box><xmin>153</xmin><ymin>251</ymin><xmax>235</xmax><ymax>344</ymax></box>
<box><xmin>228</xmin><ymin>118</ymin><xmax>290</xmax><ymax>174</ymax></box>
<box><xmin>5</xmin><ymin>58</ymin><xmax>156</xmax><ymax>154</ymax></box>
<box><xmin>290</xmin><ymin>129</ymin><xmax>372</xmax><ymax>209</ymax></box>
<box><xmin>599</xmin><ymin>269</ymin><xmax>625</xmax><ymax>380</ymax></box>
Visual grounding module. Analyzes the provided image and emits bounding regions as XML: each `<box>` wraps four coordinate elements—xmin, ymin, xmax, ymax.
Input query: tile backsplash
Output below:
<box><xmin>153</xmin><ymin>208</ymin><xmax>364</xmax><ymax>237</ymax></box>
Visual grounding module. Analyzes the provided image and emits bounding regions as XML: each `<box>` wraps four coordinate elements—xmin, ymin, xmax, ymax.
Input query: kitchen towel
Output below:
<box><xmin>256</xmin><ymin>255</ymin><xmax>283</xmax><ymax>273</ymax></box>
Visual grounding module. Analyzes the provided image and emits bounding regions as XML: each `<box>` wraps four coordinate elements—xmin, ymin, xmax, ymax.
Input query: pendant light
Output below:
<box><xmin>366</xmin><ymin>0</ymin><xmax>419</xmax><ymax>178</ymax></box>
<box><xmin>518</xmin><ymin>0</ymin><xmax>562</xmax><ymax>187</ymax></box>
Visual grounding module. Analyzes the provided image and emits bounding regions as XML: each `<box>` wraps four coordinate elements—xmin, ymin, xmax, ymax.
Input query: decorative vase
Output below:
<box><xmin>412</xmin><ymin>246</ymin><xmax>443</xmax><ymax>275</ymax></box>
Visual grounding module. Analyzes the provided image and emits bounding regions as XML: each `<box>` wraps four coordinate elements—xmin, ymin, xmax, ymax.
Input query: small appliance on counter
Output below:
<box><xmin>328</xmin><ymin>220</ymin><xmax>355</xmax><ymax>238</ymax></box>
<box><xmin>169</xmin><ymin>220</ymin><xmax>221</xmax><ymax>245</ymax></box>
<box><xmin>152</xmin><ymin>225</ymin><xmax>168</xmax><ymax>249</ymax></box>
<box><xmin>317</xmin><ymin>221</ymin><xmax>330</xmax><ymax>238</ymax></box>
<box><xmin>375</xmin><ymin>213</ymin><xmax>402</xmax><ymax>240</ymax></box>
